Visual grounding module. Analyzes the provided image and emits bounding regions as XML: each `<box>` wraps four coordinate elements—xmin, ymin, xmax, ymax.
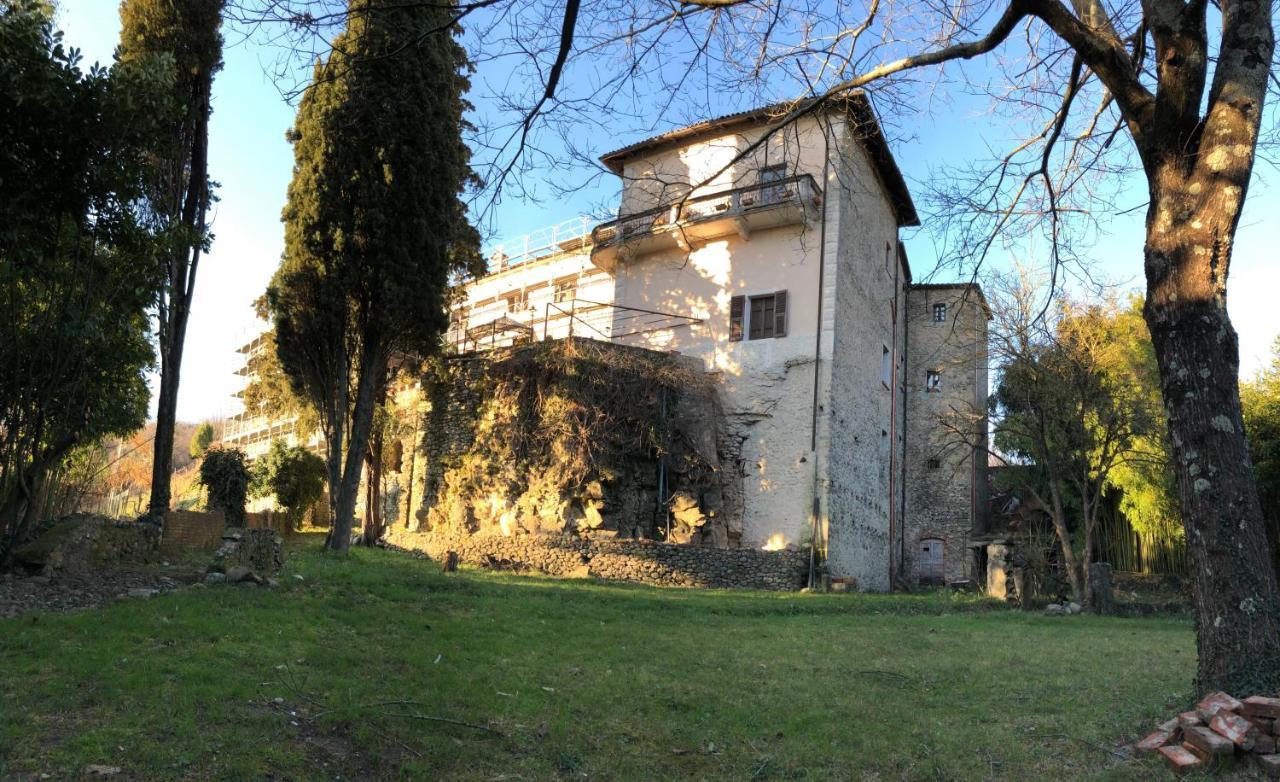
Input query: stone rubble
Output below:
<box><xmin>1138</xmin><ymin>691</ymin><xmax>1280</xmax><ymax>774</ymax></box>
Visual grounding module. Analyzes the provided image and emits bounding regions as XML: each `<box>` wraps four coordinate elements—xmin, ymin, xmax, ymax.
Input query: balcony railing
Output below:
<box><xmin>449</xmin><ymin>298</ymin><xmax>702</xmax><ymax>352</ymax></box>
<box><xmin>590</xmin><ymin>174</ymin><xmax>822</xmax><ymax>265</ymax></box>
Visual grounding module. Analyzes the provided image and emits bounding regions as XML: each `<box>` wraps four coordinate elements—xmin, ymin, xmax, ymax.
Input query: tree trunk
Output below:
<box><xmin>329</xmin><ymin>349</ymin><xmax>383</xmax><ymax>553</ymax></box>
<box><xmin>147</xmin><ymin>330</ymin><xmax>183</xmax><ymax>517</ymax></box>
<box><xmin>361</xmin><ymin>381</ymin><xmax>386</xmax><ymax>547</ymax></box>
<box><xmin>1145</xmin><ymin>171</ymin><xmax>1280</xmax><ymax>693</ymax></box>
<box><xmin>1047</xmin><ymin>480</ymin><xmax>1085</xmax><ymax>604</ymax></box>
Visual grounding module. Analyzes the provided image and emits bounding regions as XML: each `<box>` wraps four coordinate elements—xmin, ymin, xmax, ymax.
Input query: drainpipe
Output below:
<box><xmin>899</xmin><ymin>274</ymin><xmax>911</xmax><ymax>584</ymax></box>
<box><xmin>807</xmin><ymin>117</ymin><xmax>833</xmax><ymax>589</ymax></box>
<box><xmin>887</xmin><ymin>243</ymin><xmax>899</xmax><ymax>587</ymax></box>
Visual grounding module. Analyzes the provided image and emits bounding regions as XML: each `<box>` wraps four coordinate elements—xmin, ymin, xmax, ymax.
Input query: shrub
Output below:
<box><xmin>250</xmin><ymin>439</ymin><xmax>326</xmax><ymax>529</ymax></box>
<box><xmin>198</xmin><ymin>447</ymin><xmax>250</xmax><ymax>526</ymax></box>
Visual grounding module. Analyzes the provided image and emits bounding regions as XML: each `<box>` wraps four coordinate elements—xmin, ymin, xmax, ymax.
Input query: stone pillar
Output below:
<box><xmin>985</xmin><ymin>542</ymin><xmax>1011</xmax><ymax>599</ymax></box>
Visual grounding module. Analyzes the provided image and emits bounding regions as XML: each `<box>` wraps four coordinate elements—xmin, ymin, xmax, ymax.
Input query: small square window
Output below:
<box><xmin>932</xmin><ymin>302</ymin><xmax>947</xmax><ymax>323</ymax></box>
<box><xmin>926</xmin><ymin>370</ymin><xmax>942</xmax><ymax>392</ymax></box>
<box><xmin>927</xmin><ymin>458</ymin><xmax>941</xmax><ymax>469</ymax></box>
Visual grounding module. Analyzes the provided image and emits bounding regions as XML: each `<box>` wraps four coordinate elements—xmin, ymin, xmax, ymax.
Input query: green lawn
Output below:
<box><xmin>0</xmin><ymin>536</ymin><xmax>1199</xmax><ymax>780</ymax></box>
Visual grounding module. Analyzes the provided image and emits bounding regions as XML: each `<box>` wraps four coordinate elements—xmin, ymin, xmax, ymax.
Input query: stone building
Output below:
<box><xmin>233</xmin><ymin>91</ymin><xmax>990</xmax><ymax>590</ymax></box>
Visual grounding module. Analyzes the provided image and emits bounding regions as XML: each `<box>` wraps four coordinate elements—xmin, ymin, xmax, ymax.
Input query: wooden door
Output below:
<box><xmin>918</xmin><ymin>538</ymin><xmax>945</xmax><ymax>586</ymax></box>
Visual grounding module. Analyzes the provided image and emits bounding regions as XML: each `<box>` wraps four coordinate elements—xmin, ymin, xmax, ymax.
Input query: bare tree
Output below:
<box><xmin>233</xmin><ymin>0</ymin><xmax>1280</xmax><ymax>693</ymax></box>
<box><xmin>975</xmin><ymin>270</ymin><xmax>1162</xmax><ymax>606</ymax></box>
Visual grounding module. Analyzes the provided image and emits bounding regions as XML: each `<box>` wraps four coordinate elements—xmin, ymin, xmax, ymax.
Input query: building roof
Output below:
<box><xmin>598</xmin><ymin>91</ymin><xmax>919</xmax><ymax>227</ymax></box>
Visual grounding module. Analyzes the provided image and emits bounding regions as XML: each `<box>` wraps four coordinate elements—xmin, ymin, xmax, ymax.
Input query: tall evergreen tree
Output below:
<box><xmin>267</xmin><ymin>0</ymin><xmax>481</xmax><ymax>551</ymax></box>
<box><xmin>117</xmin><ymin>0</ymin><xmax>225</xmax><ymax>519</ymax></box>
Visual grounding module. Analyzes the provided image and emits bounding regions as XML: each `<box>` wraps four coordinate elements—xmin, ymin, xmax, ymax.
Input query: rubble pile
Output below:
<box><xmin>1139</xmin><ymin>691</ymin><xmax>1280</xmax><ymax>775</ymax></box>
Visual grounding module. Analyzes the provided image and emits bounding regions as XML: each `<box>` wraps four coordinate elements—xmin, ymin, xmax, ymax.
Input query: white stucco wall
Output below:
<box><xmin>448</xmin><ymin>251</ymin><xmax>615</xmax><ymax>349</ymax></box>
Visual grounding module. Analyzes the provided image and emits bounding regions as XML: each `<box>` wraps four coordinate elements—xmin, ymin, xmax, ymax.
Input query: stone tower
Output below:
<box><xmin>900</xmin><ymin>283</ymin><xmax>989</xmax><ymax>587</ymax></box>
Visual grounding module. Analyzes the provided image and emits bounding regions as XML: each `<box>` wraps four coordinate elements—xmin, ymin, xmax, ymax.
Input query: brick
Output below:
<box><xmin>1211</xmin><ymin>711</ymin><xmax>1258</xmax><ymax>751</ymax></box>
<box><xmin>1158</xmin><ymin>717</ymin><xmax>1180</xmax><ymax>733</ymax></box>
<box><xmin>1258</xmin><ymin>735</ymin><xmax>1279</xmax><ymax>756</ymax></box>
<box><xmin>1184</xmin><ymin>726</ymin><xmax>1235</xmax><ymax>758</ymax></box>
<box><xmin>1177</xmin><ymin>711</ymin><xmax>1204</xmax><ymax>730</ymax></box>
<box><xmin>1259</xmin><ymin>754</ymin><xmax>1280</xmax><ymax>778</ymax></box>
<box><xmin>1245</xmin><ymin>696</ymin><xmax>1280</xmax><ymax>720</ymax></box>
<box><xmin>1158</xmin><ymin>744</ymin><xmax>1204</xmax><ymax>773</ymax></box>
<box><xmin>1137</xmin><ymin>730</ymin><xmax>1173</xmax><ymax>752</ymax></box>
<box><xmin>1197</xmin><ymin>691</ymin><xmax>1244</xmax><ymax>717</ymax></box>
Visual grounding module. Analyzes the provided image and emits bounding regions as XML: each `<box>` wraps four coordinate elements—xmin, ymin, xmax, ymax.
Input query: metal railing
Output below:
<box><xmin>450</xmin><ymin>298</ymin><xmax>702</xmax><ymax>352</ymax></box>
<box><xmin>483</xmin><ymin>216</ymin><xmax>593</xmax><ymax>274</ymax></box>
<box><xmin>591</xmin><ymin>173</ymin><xmax>822</xmax><ymax>249</ymax></box>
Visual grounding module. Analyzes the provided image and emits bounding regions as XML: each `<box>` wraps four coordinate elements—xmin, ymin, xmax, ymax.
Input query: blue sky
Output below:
<box><xmin>58</xmin><ymin>2</ymin><xmax>1280</xmax><ymax>422</ymax></box>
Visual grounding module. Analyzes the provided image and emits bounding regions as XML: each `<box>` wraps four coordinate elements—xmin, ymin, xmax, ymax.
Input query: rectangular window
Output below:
<box><xmin>880</xmin><ymin>345</ymin><xmax>892</xmax><ymax>387</ymax></box>
<box><xmin>926</xmin><ymin>369</ymin><xmax>942</xmax><ymax>392</ymax></box>
<box><xmin>745</xmin><ymin>290</ymin><xmax>788</xmax><ymax>340</ymax></box>
<box><xmin>502</xmin><ymin>290</ymin><xmax>527</xmax><ymax>312</ymax></box>
<box><xmin>553</xmin><ymin>278</ymin><xmax>576</xmax><ymax>303</ymax></box>
<box><xmin>932</xmin><ymin>302</ymin><xmax>947</xmax><ymax>323</ymax></box>
<box><xmin>927</xmin><ymin>458</ymin><xmax>941</xmax><ymax>469</ymax></box>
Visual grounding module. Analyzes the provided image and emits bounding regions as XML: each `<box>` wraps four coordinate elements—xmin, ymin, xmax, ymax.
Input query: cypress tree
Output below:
<box><xmin>117</xmin><ymin>0</ymin><xmax>225</xmax><ymax>519</ymax></box>
<box><xmin>267</xmin><ymin>0</ymin><xmax>481</xmax><ymax>551</ymax></box>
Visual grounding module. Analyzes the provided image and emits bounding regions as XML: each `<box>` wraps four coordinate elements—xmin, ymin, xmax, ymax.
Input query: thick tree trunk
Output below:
<box><xmin>1145</xmin><ymin>163</ymin><xmax>1280</xmax><ymax>692</ymax></box>
<box><xmin>1146</xmin><ymin>288</ymin><xmax>1280</xmax><ymax>693</ymax></box>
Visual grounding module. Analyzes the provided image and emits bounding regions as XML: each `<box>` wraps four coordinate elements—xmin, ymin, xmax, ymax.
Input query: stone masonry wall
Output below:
<box><xmin>408</xmin><ymin>338</ymin><xmax>734</xmax><ymax>545</ymax></box>
<box><xmin>902</xmin><ymin>284</ymin><xmax>989</xmax><ymax>586</ymax></box>
<box><xmin>823</xmin><ymin>122</ymin><xmax>907</xmax><ymax>591</ymax></box>
<box><xmin>384</xmin><ymin>527</ymin><xmax>807</xmax><ymax>590</ymax></box>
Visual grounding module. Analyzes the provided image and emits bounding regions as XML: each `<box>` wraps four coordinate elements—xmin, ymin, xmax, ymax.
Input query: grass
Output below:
<box><xmin>0</xmin><ymin>535</ymin><xmax>1201</xmax><ymax>780</ymax></box>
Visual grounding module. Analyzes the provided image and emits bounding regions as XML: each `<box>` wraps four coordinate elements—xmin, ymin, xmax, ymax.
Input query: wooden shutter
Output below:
<box><xmin>729</xmin><ymin>295</ymin><xmax>745</xmax><ymax>341</ymax></box>
<box><xmin>773</xmin><ymin>290</ymin><xmax>787</xmax><ymax>338</ymax></box>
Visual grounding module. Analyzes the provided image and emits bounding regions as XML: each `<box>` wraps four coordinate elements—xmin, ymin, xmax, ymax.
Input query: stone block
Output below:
<box><xmin>1158</xmin><ymin>744</ymin><xmax>1203</xmax><ymax>773</ymax></box>
<box><xmin>1177</xmin><ymin>711</ymin><xmax>1203</xmax><ymax>730</ymax></box>
<box><xmin>1211</xmin><ymin>712</ymin><xmax>1258</xmax><ymax>751</ymax></box>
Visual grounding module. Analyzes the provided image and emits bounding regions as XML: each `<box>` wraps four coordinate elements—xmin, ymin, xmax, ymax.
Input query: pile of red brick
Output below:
<box><xmin>1139</xmin><ymin>691</ymin><xmax>1280</xmax><ymax>774</ymax></box>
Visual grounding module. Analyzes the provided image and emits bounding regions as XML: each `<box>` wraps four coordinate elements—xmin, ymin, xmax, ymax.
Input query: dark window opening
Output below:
<box><xmin>932</xmin><ymin>302</ymin><xmax>947</xmax><ymax>323</ymax></box>
<box><xmin>926</xmin><ymin>370</ymin><xmax>942</xmax><ymax>392</ymax></box>
<box><xmin>759</xmin><ymin>164</ymin><xmax>787</xmax><ymax>203</ymax></box>
<box><xmin>927</xmin><ymin>458</ymin><xmax>941</xmax><ymax>469</ymax></box>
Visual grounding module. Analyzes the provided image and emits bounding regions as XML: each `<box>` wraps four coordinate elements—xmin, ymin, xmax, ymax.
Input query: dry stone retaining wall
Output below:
<box><xmin>384</xmin><ymin>527</ymin><xmax>806</xmax><ymax>591</ymax></box>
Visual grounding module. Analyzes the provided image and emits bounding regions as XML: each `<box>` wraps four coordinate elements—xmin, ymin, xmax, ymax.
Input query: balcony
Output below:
<box><xmin>590</xmin><ymin>174</ymin><xmax>823</xmax><ymax>271</ymax></box>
